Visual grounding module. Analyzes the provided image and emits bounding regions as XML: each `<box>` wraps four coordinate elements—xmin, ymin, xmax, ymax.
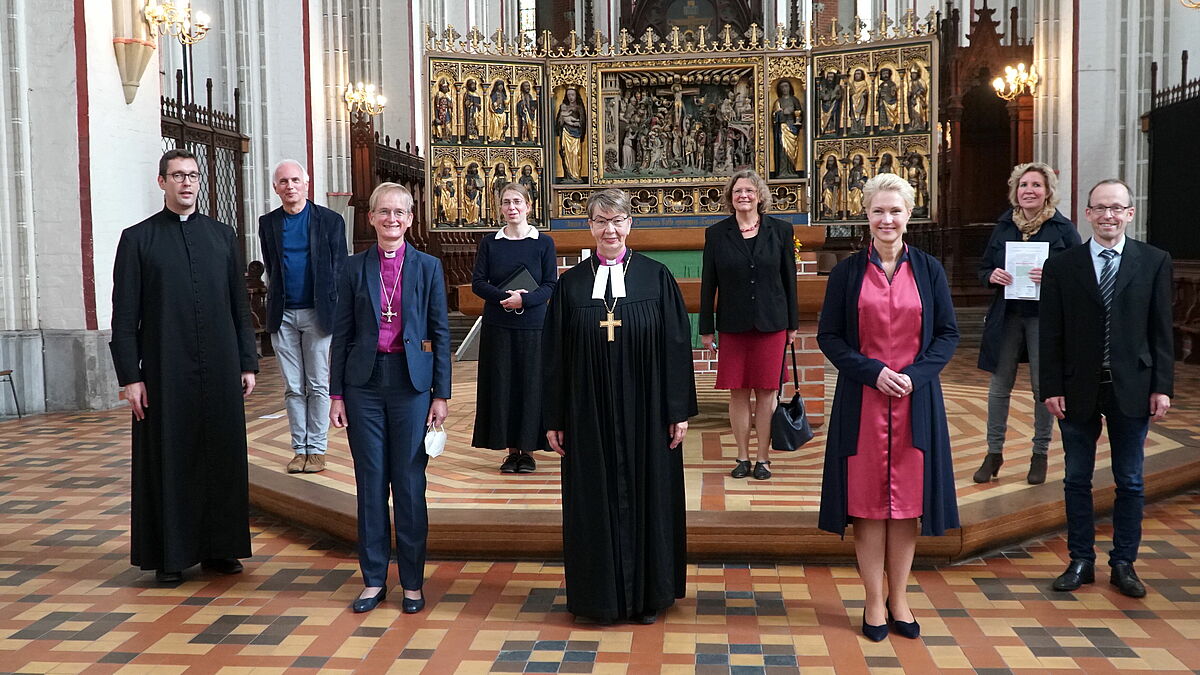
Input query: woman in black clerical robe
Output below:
<box><xmin>543</xmin><ymin>188</ymin><xmax>698</xmax><ymax>625</ymax></box>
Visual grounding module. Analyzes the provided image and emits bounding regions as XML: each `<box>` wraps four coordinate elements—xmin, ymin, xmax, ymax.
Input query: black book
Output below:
<box><xmin>499</xmin><ymin>265</ymin><xmax>538</xmax><ymax>293</ymax></box>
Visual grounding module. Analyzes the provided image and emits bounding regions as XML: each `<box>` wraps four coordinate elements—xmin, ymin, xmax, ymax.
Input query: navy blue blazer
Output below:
<box><xmin>258</xmin><ymin>201</ymin><xmax>347</xmax><ymax>335</ymax></box>
<box><xmin>816</xmin><ymin>246</ymin><xmax>960</xmax><ymax>537</ymax></box>
<box><xmin>976</xmin><ymin>208</ymin><xmax>1080</xmax><ymax>372</ymax></box>
<box><xmin>330</xmin><ymin>245</ymin><xmax>452</xmax><ymax>400</ymax></box>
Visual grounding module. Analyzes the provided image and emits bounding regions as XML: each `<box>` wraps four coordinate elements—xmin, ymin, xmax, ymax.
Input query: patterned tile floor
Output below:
<box><xmin>2</xmin><ymin>349</ymin><xmax>1200</xmax><ymax>672</ymax></box>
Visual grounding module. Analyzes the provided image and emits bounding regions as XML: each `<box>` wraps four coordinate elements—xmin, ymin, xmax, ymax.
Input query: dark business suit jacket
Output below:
<box><xmin>699</xmin><ymin>214</ymin><xmax>799</xmax><ymax>335</ymax></box>
<box><xmin>258</xmin><ymin>201</ymin><xmax>347</xmax><ymax>335</ymax></box>
<box><xmin>330</xmin><ymin>245</ymin><xmax>452</xmax><ymax>400</ymax></box>
<box><xmin>1039</xmin><ymin>238</ymin><xmax>1174</xmax><ymax>420</ymax></box>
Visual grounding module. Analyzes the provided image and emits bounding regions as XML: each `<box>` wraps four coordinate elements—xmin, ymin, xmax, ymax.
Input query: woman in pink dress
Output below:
<box><xmin>817</xmin><ymin>173</ymin><xmax>959</xmax><ymax>641</ymax></box>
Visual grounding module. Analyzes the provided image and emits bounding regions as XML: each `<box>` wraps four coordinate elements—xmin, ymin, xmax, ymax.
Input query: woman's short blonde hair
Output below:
<box><xmin>861</xmin><ymin>173</ymin><xmax>915</xmax><ymax>211</ymax></box>
<box><xmin>1007</xmin><ymin>162</ymin><xmax>1060</xmax><ymax>210</ymax></box>
<box><xmin>368</xmin><ymin>182</ymin><xmax>414</xmax><ymax>212</ymax></box>
<box><xmin>497</xmin><ymin>181</ymin><xmax>531</xmax><ymax>203</ymax></box>
<box><xmin>721</xmin><ymin>168</ymin><xmax>773</xmax><ymax>214</ymax></box>
<box><xmin>586</xmin><ymin>188</ymin><xmax>632</xmax><ymax>219</ymax></box>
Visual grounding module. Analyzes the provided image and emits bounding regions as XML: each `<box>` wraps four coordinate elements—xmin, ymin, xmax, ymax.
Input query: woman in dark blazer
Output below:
<box><xmin>974</xmin><ymin>162</ymin><xmax>1080</xmax><ymax>485</ymax></box>
<box><xmin>329</xmin><ymin>182</ymin><xmax>451</xmax><ymax>614</ymax></box>
<box><xmin>699</xmin><ymin>169</ymin><xmax>798</xmax><ymax>480</ymax></box>
<box><xmin>818</xmin><ymin>173</ymin><xmax>959</xmax><ymax>641</ymax></box>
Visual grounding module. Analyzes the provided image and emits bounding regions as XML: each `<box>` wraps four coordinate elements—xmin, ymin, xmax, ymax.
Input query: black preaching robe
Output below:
<box><xmin>543</xmin><ymin>252</ymin><xmax>698</xmax><ymax>620</ymax></box>
<box><xmin>109</xmin><ymin>208</ymin><xmax>258</xmax><ymax>572</ymax></box>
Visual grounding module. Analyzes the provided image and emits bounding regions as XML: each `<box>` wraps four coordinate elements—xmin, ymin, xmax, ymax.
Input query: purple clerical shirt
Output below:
<box><xmin>377</xmin><ymin>243</ymin><xmax>405</xmax><ymax>352</ymax></box>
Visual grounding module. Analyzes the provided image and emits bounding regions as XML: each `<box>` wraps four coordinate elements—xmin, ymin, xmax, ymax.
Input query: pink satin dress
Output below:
<box><xmin>846</xmin><ymin>254</ymin><xmax>925</xmax><ymax>520</ymax></box>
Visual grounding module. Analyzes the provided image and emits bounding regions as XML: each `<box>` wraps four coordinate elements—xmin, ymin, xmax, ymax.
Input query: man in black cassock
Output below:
<box><xmin>110</xmin><ymin>149</ymin><xmax>259</xmax><ymax>584</ymax></box>
<box><xmin>544</xmin><ymin>188</ymin><xmax>697</xmax><ymax>624</ymax></box>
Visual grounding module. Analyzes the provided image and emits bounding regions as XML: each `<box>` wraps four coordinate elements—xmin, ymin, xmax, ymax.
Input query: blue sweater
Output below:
<box><xmin>471</xmin><ymin>233</ymin><xmax>558</xmax><ymax>330</ymax></box>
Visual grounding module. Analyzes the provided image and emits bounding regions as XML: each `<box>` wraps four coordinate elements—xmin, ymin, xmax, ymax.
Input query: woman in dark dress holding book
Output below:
<box><xmin>471</xmin><ymin>182</ymin><xmax>558</xmax><ymax>472</ymax></box>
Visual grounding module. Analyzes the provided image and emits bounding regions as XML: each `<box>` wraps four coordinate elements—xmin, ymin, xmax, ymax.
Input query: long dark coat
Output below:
<box><xmin>976</xmin><ymin>208</ymin><xmax>1080</xmax><ymax>372</ymax></box>
<box><xmin>110</xmin><ymin>209</ymin><xmax>258</xmax><ymax>571</ymax></box>
<box><xmin>542</xmin><ymin>253</ymin><xmax>697</xmax><ymax>620</ymax></box>
<box><xmin>816</xmin><ymin>246</ymin><xmax>960</xmax><ymax>537</ymax></box>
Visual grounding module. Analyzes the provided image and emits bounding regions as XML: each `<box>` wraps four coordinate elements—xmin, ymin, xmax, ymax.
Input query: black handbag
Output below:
<box><xmin>770</xmin><ymin>343</ymin><xmax>815</xmax><ymax>451</ymax></box>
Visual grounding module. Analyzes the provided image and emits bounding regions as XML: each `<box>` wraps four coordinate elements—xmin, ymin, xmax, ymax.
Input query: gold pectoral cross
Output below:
<box><xmin>599</xmin><ymin>311</ymin><xmax>622</xmax><ymax>342</ymax></box>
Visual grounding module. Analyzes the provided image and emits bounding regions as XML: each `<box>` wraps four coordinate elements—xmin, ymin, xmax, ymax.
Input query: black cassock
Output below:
<box><xmin>543</xmin><ymin>252</ymin><xmax>697</xmax><ymax>620</ymax></box>
<box><xmin>110</xmin><ymin>209</ymin><xmax>258</xmax><ymax>572</ymax></box>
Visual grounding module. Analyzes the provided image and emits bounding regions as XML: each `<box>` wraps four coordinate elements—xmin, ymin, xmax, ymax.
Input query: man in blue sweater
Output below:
<box><xmin>259</xmin><ymin>160</ymin><xmax>348</xmax><ymax>473</ymax></box>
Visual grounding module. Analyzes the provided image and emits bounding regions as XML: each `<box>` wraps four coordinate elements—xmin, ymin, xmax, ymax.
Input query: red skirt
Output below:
<box><xmin>715</xmin><ymin>330</ymin><xmax>788</xmax><ymax>390</ymax></box>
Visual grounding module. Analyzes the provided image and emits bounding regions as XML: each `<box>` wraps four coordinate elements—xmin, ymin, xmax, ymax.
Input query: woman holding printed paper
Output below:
<box><xmin>975</xmin><ymin>163</ymin><xmax>1081</xmax><ymax>485</ymax></box>
<box><xmin>470</xmin><ymin>182</ymin><xmax>558</xmax><ymax>474</ymax></box>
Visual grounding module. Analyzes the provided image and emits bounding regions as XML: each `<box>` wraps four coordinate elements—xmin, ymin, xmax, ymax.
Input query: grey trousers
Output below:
<box><xmin>271</xmin><ymin>308</ymin><xmax>332</xmax><ymax>454</ymax></box>
<box><xmin>986</xmin><ymin>312</ymin><xmax>1053</xmax><ymax>455</ymax></box>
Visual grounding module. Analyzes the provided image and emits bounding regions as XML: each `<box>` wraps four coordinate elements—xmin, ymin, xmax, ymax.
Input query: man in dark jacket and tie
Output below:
<box><xmin>1040</xmin><ymin>178</ymin><xmax>1174</xmax><ymax>598</ymax></box>
<box><xmin>259</xmin><ymin>160</ymin><xmax>347</xmax><ymax>473</ymax></box>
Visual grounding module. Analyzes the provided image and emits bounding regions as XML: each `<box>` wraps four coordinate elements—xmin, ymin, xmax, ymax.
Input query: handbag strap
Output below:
<box><xmin>778</xmin><ymin>341</ymin><xmax>800</xmax><ymax>398</ymax></box>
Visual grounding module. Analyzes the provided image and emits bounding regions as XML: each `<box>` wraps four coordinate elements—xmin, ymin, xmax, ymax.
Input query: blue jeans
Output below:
<box><xmin>1059</xmin><ymin>384</ymin><xmax>1149</xmax><ymax>566</ymax></box>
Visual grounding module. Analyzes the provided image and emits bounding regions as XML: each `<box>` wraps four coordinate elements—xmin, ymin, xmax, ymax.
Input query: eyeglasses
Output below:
<box><xmin>165</xmin><ymin>171</ymin><xmax>201</xmax><ymax>184</ymax></box>
<box><xmin>590</xmin><ymin>215</ymin><xmax>629</xmax><ymax>228</ymax></box>
<box><xmin>374</xmin><ymin>208</ymin><xmax>411</xmax><ymax>219</ymax></box>
<box><xmin>1087</xmin><ymin>204</ymin><xmax>1131</xmax><ymax>216</ymax></box>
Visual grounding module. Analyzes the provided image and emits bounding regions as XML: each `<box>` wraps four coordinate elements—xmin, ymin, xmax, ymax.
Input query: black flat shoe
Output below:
<box><xmin>1110</xmin><ymin>563</ymin><xmax>1146</xmax><ymax>598</ymax></box>
<box><xmin>500</xmin><ymin>453</ymin><xmax>520</xmax><ymax>474</ymax></box>
<box><xmin>402</xmin><ymin>592</ymin><xmax>425</xmax><ymax>614</ymax></box>
<box><xmin>886</xmin><ymin>604</ymin><xmax>921</xmax><ymax>639</ymax></box>
<box><xmin>731</xmin><ymin>460</ymin><xmax>751</xmax><ymax>478</ymax></box>
<box><xmin>861</xmin><ymin>616</ymin><xmax>888</xmax><ymax>642</ymax></box>
<box><xmin>752</xmin><ymin>461</ymin><xmax>772</xmax><ymax>480</ymax></box>
<box><xmin>634</xmin><ymin>611</ymin><xmax>658</xmax><ymax>624</ymax></box>
<box><xmin>201</xmin><ymin>558</ymin><xmax>244</xmax><ymax>575</ymax></box>
<box><xmin>351</xmin><ymin>588</ymin><xmax>386</xmax><ymax>613</ymax></box>
<box><xmin>155</xmin><ymin>570</ymin><xmax>182</xmax><ymax>584</ymax></box>
<box><xmin>515</xmin><ymin>452</ymin><xmax>536</xmax><ymax>474</ymax></box>
<box><xmin>1052</xmin><ymin>559</ymin><xmax>1095</xmax><ymax>592</ymax></box>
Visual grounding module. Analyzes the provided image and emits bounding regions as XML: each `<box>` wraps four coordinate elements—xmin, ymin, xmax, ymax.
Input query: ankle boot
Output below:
<box><xmin>973</xmin><ymin>453</ymin><xmax>1003</xmax><ymax>483</ymax></box>
<box><xmin>1027</xmin><ymin>454</ymin><xmax>1048</xmax><ymax>485</ymax></box>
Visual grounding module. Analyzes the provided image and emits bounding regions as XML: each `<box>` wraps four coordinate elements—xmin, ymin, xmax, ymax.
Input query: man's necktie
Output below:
<box><xmin>1098</xmin><ymin>248</ymin><xmax>1118</xmax><ymax>366</ymax></box>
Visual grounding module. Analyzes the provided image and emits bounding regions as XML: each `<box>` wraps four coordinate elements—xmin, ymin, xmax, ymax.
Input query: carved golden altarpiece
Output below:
<box><xmin>424</xmin><ymin>13</ymin><xmax>938</xmax><ymax>232</ymax></box>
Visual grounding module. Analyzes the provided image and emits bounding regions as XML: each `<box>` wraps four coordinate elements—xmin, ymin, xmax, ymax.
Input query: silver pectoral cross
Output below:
<box><xmin>382</xmin><ymin>305</ymin><xmax>398</xmax><ymax>322</ymax></box>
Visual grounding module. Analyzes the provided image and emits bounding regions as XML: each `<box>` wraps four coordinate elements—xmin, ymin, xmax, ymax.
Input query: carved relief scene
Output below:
<box><xmin>595</xmin><ymin>63</ymin><xmax>760</xmax><ymax>182</ymax></box>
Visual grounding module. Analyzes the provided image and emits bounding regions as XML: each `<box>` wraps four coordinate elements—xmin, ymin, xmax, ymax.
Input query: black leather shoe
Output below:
<box><xmin>351</xmin><ymin>588</ymin><xmax>386</xmax><ymax>613</ymax></box>
<box><xmin>1110</xmin><ymin>563</ymin><xmax>1147</xmax><ymax>598</ymax></box>
<box><xmin>402</xmin><ymin>592</ymin><xmax>426</xmax><ymax>614</ymax></box>
<box><xmin>861</xmin><ymin>615</ymin><xmax>888</xmax><ymax>642</ymax></box>
<box><xmin>752</xmin><ymin>461</ymin><xmax>772</xmax><ymax>480</ymax></box>
<box><xmin>973</xmin><ymin>453</ymin><xmax>1003</xmax><ymax>483</ymax></box>
<box><xmin>201</xmin><ymin>558</ymin><xmax>244</xmax><ymax>575</ymax></box>
<box><xmin>500</xmin><ymin>453</ymin><xmax>520</xmax><ymax>474</ymax></box>
<box><xmin>1027</xmin><ymin>454</ymin><xmax>1048</xmax><ymax>485</ymax></box>
<box><xmin>886</xmin><ymin>604</ymin><xmax>920</xmax><ymax>639</ymax></box>
<box><xmin>515</xmin><ymin>452</ymin><xmax>536</xmax><ymax>474</ymax></box>
<box><xmin>1052</xmin><ymin>559</ymin><xmax>1095</xmax><ymax>591</ymax></box>
<box><xmin>635</xmin><ymin>611</ymin><xmax>658</xmax><ymax>624</ymax></box>
<box><xmin>731</xmin><ymin>460</ymin><xmax>751</xmax><ymax>478</ymax></box>
<box><xmin>155</xmin><ymin>570</ymin><xmax>182</xmax><ymax>584</ymax></box>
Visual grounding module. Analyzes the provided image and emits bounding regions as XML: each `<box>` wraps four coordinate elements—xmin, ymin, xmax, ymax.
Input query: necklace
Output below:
<box><xmin>590</xmin><ymin>254</ymin><xmax>632</xmax><ymax>342</ymax></box>
<box><xmin>380</xmin><ymin>254</ymin><xmax>403</xmax><ymax>322</ymax></box>
<box><xmin>738</xmin><ymin>219</ymin><xmax>759</xmax><ymax>233</ymax></box>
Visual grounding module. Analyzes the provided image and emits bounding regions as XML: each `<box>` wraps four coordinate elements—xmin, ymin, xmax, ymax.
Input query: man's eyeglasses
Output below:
<box><xmin>590</xmin><ymin>215</ymin><xmax>629</xmax><ymax>228</ymax></box>
<box><xmin>1087</xmin><ymin>204</ymin><xmax>1131</xmax><ymax>216</ymax></box>
<box><xmin>165</xmin><ymin>171</ymin><xmax>201</xmax><ymax>184</ymax></box>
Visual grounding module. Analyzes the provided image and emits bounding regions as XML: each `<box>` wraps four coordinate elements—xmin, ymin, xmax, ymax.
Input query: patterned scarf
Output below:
<box><xmin>1012</xmin><ymin>204</ymin><xmax>1056</xmax><ymax>241</ymax></box>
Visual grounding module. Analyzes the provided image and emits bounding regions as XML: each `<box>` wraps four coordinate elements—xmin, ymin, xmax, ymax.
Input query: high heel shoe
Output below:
<box><xmin>973</xmin><ymin>453</ymin><xmax>1003</xmax><ymax>483</ymax></box>
<box><xmin>351</xmin><ymin>587</ymin><xmax>386</xmax><ymax>613</ymax></box>
<box><xmin>402</xmin><ymin>590</ymin><xmax>425</xmax><ymax>614</ymax></box>
<box><xmin>886</xmin><ymin>604</ymin><xmax>921</xmax><ymax>639</ymax></box>
<box><xmin>861</xmin><ymin>615</ymin><xmax>888</xmax><ymax>642</ymax></box>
